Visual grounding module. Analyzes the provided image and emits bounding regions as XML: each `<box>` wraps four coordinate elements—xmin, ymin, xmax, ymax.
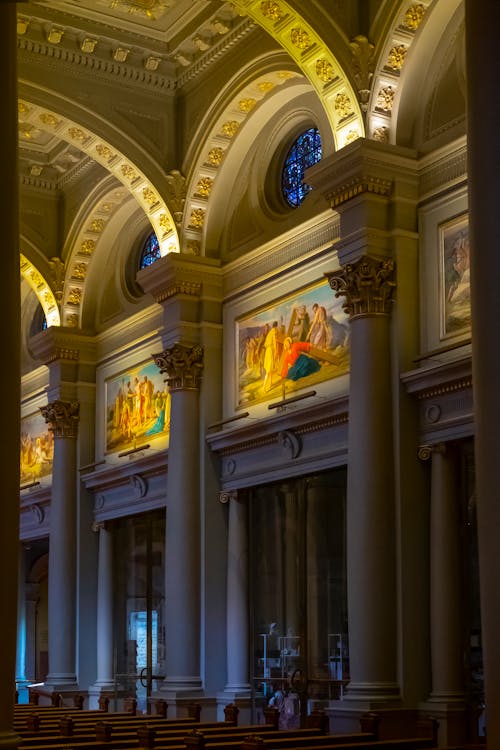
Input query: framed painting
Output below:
<box><xmin>105</xmin><ymin>360</ymin><xmax>170</xmax><ymax>453</ymax></box>
<box><xmin>236</xmin><ymin>279</ymin><xmax>350</xmax><ymax>407</ymax></box>
<box><xmin>20</xmin><ymin>412</ymin><xmax>54</xmax><ymax>484</ymax></box>
<box><xmin>440</xmin><ymin>213</ymin><xmax>471</xmax><ymax>339</ymax></box>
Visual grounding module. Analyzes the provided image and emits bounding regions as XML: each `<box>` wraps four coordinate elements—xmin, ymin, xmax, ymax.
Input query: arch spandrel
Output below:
<box><xmin>230</xmin><ymin>0</ymin><xmax>365</xmax><ymax>148</ymax></box>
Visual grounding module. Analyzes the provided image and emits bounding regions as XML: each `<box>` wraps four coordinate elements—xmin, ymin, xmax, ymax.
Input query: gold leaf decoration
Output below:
<box><xmin>345</xmin><ymin>130</ymin><xmax>359</xmax><ymax>144</ymax></box>
<box><xmin>80</xmin><ymin>239</ymin><xmax>96</xmax><ymax>255</ymax></box>
<box><xmin>207</xmin><ymin>147</ymin><xmax>224</xmax><ymax>166</ymax></box>
<box><xmin>195</xmin><ymin>177</ymin><xmax>213</xmax><ymax>197</ymax></box>
<box><xmin>376</xmin><ymin>85</ymin><xmax>395</xmax><ymax>112</ymax></box>
<box><xmin>39</xmin><ymin>113</ymin><xmax>60</xmax><ymax>128</ymax></box>
<box><xmin>290</xmin><ymin>27</ymin><xmax>312</xmax><ymax>50</ymax></box>
<box><xmin>258</xmin><ymin>81</ymin><xmax>275</xmax><ymax>93</ymax></box>
<box><xmin>372</xmin><ymin>126</ymin><xmax>390</xmax><ymax>142</ymax></box>
<box><xmin>120</xmin><ymin>164</ymin><xmax>138</xmax><ymax>181</ymax></box>
<box><xmin>402</xmin><ymin>3</ymin><xmax>426</xmax><ymax>31</ymax></box>
<box><xmin>66</xmin><ymin>313</ymin><xmax>79</xmax><ymax>328</ymax></box>
<box><xmin>221</xmin><ymin>120</ymin><xmax>240</xmax><ymax>137</ymax></box>
<box><xmin>260</xmin><ymin>1</ymin><xmax>284</xmax><ymax>21</ymax></box>
<box><xmin>386</xmin><ymin>44</ymin><xmax>407</xmax><ymax>71</ymax></box>
<box><xmin>68</xmin><ymin>127</ymin><xmax>87</xmax><ymax>142</ymax></box>
<box><xmin>315</xmin><ymin>59</ymin><xmax>335</xmax><ymax>83</ymax></box>
<box><xmin>159</xmin><ymin>214</ymin><xmax>172</xmax><ymax>232</ymax></box>
<box><xmin>67</xmin><ymin>288</ymin><xmax>82</xmax><ymax>305</ymax></box>
<box><xmin>89</xmin><ymin>218</ymin><xmax>105</xmax><ymax>233</ymax></box>
<box><xmin>239</xmin><ymin>98</ymin><xmax>257</xmax><ymax>113</ymax></box>
<box><xmin>185</xmin><ymin>240</ymin><xmax>201</xmax><ymax>256</ymax></box>
<box><xmin>95</xmin><ymin>144</ymin><xmax>115</xmax><ymax>161</ymax></box>
<box><xmin>334</xmin><ymin>92</ymin><xmax>353</xmax><ymax>119</ymax></box>
<box><xmin>143</xmin><ymin>187</ymin><xmax>159</xmax><ymax>206</ymax></box>
<box><xmin>18</xmin><ymin>101</ymin><xmax>30</xmax><ymax>115</ymax></box>
<box><xmin>189</xmin><ymin>208</ymin><xmax>205</xmax><ymax>229</ymax></box>
<box><xmin>71</xmin><ymin>263</ymin><xmax>87</xmax><ymax>280</ymax></box>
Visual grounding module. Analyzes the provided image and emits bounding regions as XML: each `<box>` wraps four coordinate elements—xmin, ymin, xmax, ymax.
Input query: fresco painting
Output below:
<box><xmin>237</xmin><ymin>280</ymin><xmax>350</xmax><ymax>407</ymax></box>
<box><xmin>440</xmin><ymin>214</ymin><xmax>471</xmax><ymax>337</ymax></box>
<box><xmin>20</xmin><ymin>412</ymin><xmax>54</xmax><ymax>484</ymax></box>
<box><xmin>106</xmin><ymin>360</ymin><xmax>170</xmax><ymax>453</ymax></box>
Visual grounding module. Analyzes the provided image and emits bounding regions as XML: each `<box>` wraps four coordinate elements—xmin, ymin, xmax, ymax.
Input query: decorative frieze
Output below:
<box><xmin>326</xmin><ymin>255</ymin><xmax>396</xmax><ymax>319</ymax></box>
<box><xmin>40</xmin><ymin>400</ymin><xmax>80</xmax><ymax>438</ymax></box>
<box><xmin>152</xmin><ymin>343</ymin><xmax>204</xmax><ymax>391</ymax></box>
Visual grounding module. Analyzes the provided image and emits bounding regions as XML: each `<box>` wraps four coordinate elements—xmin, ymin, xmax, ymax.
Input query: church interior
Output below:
<box><xmin>1</xmin><ymin>1</ymin><xmax>499</xmax><ymax>749</ymax></box>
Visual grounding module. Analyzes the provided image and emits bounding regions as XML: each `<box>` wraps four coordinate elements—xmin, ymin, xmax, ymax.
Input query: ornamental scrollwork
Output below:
<box><xmin>278</xmin><ymin>430</ymin><xmax>302</xmax><ymax>459</ymax></box>
<box><xmin>152</xmin><ymin>343</ymin><xmax>204</xmax><ymax>391</ymax></box>
<box><xmin>325</xmin><ymin>255</ymin><xmax>396</xmax><ymax>319</ymax></box>
<box><xmin>40</xmin><ymin>400</ymin><xmax>80</xmax><ymax>438</ymax></box>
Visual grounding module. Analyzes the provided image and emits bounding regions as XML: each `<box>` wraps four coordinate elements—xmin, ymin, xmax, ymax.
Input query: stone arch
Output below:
<box><xmin>230</xmin><ymin>0</ymin><xmax>364</xmax><ymax>148</ymax></box>
<box><xmin>20</xmin><ymin>254</ymin><xmax>61</xmax><ymax>328</ymax></box>
<box><xmin>18</xmin><ymin>96</ymin><xmax>179</xmax><ymax>258</ymax></box>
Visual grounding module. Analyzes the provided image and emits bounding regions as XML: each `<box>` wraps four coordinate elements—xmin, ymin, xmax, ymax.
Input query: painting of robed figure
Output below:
<box><xmin>20</xmin><ymin>412</ymin><xmax>54</xmax><ymax>484</ymax></box>
<box><xmin>105</xmin><ymin>360</ymin><xmax>170</xmax><ymax>453</ymax></box>
<box><xmin>237</xmin><ymin>280</ymin><xmax>350</xmax><ymax>407</ymax></box>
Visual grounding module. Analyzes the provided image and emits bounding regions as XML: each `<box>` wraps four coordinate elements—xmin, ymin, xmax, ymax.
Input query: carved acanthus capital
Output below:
<box><xmin>40</xmin><ymin>400</ymin><xmax>80</xmax><ymax>438</ymax></box>
<box><xmin>325</xmin><ymin>255</ymin><xmax>396</xmax><ymax>319</ymax></box>
<box><xmin>152</xmin><ymin>343</ymin><xmax>204</xmax><ymax>391</ymax></box>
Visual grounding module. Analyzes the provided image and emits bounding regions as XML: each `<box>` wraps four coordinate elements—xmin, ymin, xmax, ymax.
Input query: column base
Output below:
<box><xmin>216</xmin><ymin>688</ymin><xmax>252</xmax><ymax>723</ymax></box>
<box><xmin>420</xmin><ymin>695</ymin><xmax>478</xmax><ymax>747</ymax></box>
<box><xmin>343</xmin><ymin>681</ymin><xmax>401</xmax><ymax>704</ymax></box>
<box><xmin>28</xmin><ymin>682</ymin><xmax>82</xmax><ymax>707</ymax></box>
<box><xmin>88</xmin><ymin>682</ymin><xmax>115</xmax><ymax>710</ymax></box>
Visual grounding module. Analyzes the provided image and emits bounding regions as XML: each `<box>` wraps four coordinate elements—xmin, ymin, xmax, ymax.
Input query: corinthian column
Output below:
<box><xmin>326</xmin><ymin>256</ymin><xmax>399</xmax><ymax>703</ymax></box>
<box><xmin>40</xmin><ymin>400</ymin><xmax>80</xmax><ymax>688</ymax></box>
<box><xmin>152</xmin><ymin>344</ymin><xmax>204</xmax><ymax>700</ymax></box>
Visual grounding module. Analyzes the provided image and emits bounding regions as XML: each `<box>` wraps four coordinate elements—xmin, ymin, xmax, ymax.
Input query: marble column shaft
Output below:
<box><xmin>96</xmin><ymin>524</ymin><xmax>114</xmax><ymax>686</ymax></box>
<box><xmin>345</xmin><ymin>313</ymin><xmax>398</xmax><ymax>697</ymax></box>
<box><xmin>225</xmin><ymin>494</ymin><xmax>250</xmax><ymax>692</ymax></box>
<box><xmin>429</xmin><ymin>447</ymin><xmax>464</xmax><ymax>700</ymax></box>
<box><xmin>465</xmin><ymin>0</ymin><xmax>500</xmax><ymax>742</ymax></box>
<box><xmin>0</xmin><ymin>4</ymin><xmax>21</xmax><ymax>747</ymax></box>
<box><xmin>43</xmin><ymin>406</ymin><xmax>79</xmax><ymax>686</ymax></box>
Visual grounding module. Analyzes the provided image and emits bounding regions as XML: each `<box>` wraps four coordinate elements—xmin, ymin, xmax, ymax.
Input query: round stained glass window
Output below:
<box><xmin>139</xmin><ymin>232</ymin><xmax>161</xmax><ymax>269</ymax></box>
<box><xmin>281</xmin><ymin>127</ymin><xmax>322</xmax><ymax>208</ymax></box>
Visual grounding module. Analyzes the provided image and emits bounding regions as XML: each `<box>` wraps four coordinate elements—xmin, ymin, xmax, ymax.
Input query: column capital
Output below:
<box><xmin>219</xmin><ymin>489</ymin><xmax>238</xmax><ymax>504</ymax></box>
<box><xmin>40</xmin><ymin>400</ymin><xmax>80</xmax><ymax>438</ymax></box>
<box><xmin>325</xmin><ymin>255</ymin><xmax>396</xmax><ymax>319</ymax></box>
<box><xmin>152</xmin><ymin>342</ymin><xmax>204</xmax><ymax>391</ymax></box>
<box><xmin>418</xmin><ymin>443</ymin><xmax>446</xmax><ymax>461</ymax></box>
<box><xmin>29</xmin><ymin>326</ymin><xmax>96</xmax><ymax>366</ymax></box>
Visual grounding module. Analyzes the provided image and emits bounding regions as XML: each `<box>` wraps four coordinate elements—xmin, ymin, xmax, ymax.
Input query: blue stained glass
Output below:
<box><xmin>139</xmin><ymin>232</ymin><xmax>161</xmax><ymax>269</ymax></box>
<box><xmin>281</xmin><ymin>127</ymin><xmax>322</xmax><ymax>208</ymax></box>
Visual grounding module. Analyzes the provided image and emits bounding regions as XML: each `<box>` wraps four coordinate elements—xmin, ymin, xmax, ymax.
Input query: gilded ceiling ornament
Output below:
<box><xmin>189</xmin><ymin>208</ymin><xmax>205</xmax><ymax>229</ymax></box>
<box><xmin>376</xmin><ymin>85</ymin><xmax>395</xmax><ymax>112</ymax></box>
<box><xmin>120</xmin><ymin>164</ymin><xmax>138</xmax><ymax>181</ymax></box>
<box><xmin>67</xmin><ymin>288</ymin><xmax>82</xmax><ymax>305</ymax></box>
<box><xmin>95</xmin><ymin>144</ymin><xmax>115</xmax><ymax>161</ymax></box>
<box><xmin>89</xmin><ymin>218</ymin><xmax>105</xmax><ymax>233</ymax></box>
<box><xmin>159</xmin><ymin>214</ymin><xmax>172</xmax><ymax>233</ymax></box>
<box><xmin>18</xmin><ymin>101</ymin><xmax>30</xmax><ymax>115</ymax></box>
<box><xmin>325</xmin><ymin>256</ymin><xmax>396</xmax><ymax>319</ymax></box>
<box><xmin>386</xmin><ymin>44</ymin><xmax>407</xmax><ymax>71</ymax></box>
<box><xmin>195</xmin><ymin>177</ymin><xmax>213</xmax><ymax>198</ymax></box>
<box><xmin>208</xmin><ymin>147</ymin><xmax>224</xmax><ymax>166</ymax></box>
<box><xmin>40</xmin><ymin>400</ymin><xmax>80</xmax><ymax>439</ymax></box>
<box><xmin>334</xmin><ymin>92</ymin><xmax>353</xmax><ymax>119</ymax></box>
<box><xmin>29</xmin><ymin>270</ymin><xmax>44</xmax><ymax>289</ymax></box>
<box><xmin>277</xmin><ymin>71</ymin><xmax>295</xmax><ymax>79</ymax></box>
<box><xmin>402</xmin><ymin>3</ymin><xmax>426</xmax><ymax>31</ymax></box>
<box><xmin>143</xmin><ymin>187</ymin><xmax>159</xmax><ymax>207</ymax></box>
<box><xmin>17</xmin><ymin>17</ymin><xmax>29</xmax><ymax>35</ymax></box>
<box><xmin>66</xmin><ymin>313</ymin><xmax>79</xmax><ymax>328</ymax></box>
<box><xmin>144</xmin><ymin>56</ymin><xmax>161</xmax><ymax>70</ymax></box>
<box><xmin>239</xmin><ymin>98</ymin><xmax>257</xmax><ymax>113</ymax></box>
<box><xmin>221</xmin><ymin>120</ymin><xmax>240</xmax><ymax>137</ymax></box>
<box><xmin>113</xmin><ymin>47</ymin><xmax>130</xmax><ymax>62</ymax></box>
<box><xmin>372</xmin><ymin>125</ymin><xmax>390</xmax><ymax>142</ymax></box>
<box><xmin>349</xmin><ymin>35</ymin><xmax>375</xmax><ymax>111</ymax></box>
<box><xmin>260</xmin><ymin>1</ymin><xmax>284</xmax><ymax>21</ymax></box>
<box><xmin>211</xmin><ymin>18</ymin><xmax>230</xmax><ymax>34</ymax></box>
<box><xmin>20</xmin><ymin>124</ymin><xmax>37</xmax><ymax>140</ymax></box>
<box><xmin>39</xmin><ymin>113</ymin><xmax>61</xmax><ymax>128</ymax></box>
<box><xmin>315</xmin><ymin>59</ymin><xmax>335</xmax><ymax>83</ymax></box>
<box><xmin>80</xmin><ymin>239</ymin><xmax>96</xmax><ymax>255</ymax></box>
<box><xmin>290</xmin><ymin>27</ymin><xmax>312</xmax><ymax>50</ymax></box>
<box><xmin>100</xmin><ymin>203</ymin><xmax>113</xmax><ymax>214</ymax></box>
<box><xmin>152</xmin><ymin>343</ymin><xmax>204</xmax><ymax>392</ymax></box>
<box><xmin>345</xmin><ymin>130</ymin><xmax>359</xmax><ymax>144</ymax></box>
<box><xmin>67</xmin><ymin>127</ymin><xmax>88</xmax><ymax>143</ymax></box>
<box><xmin>47</xmin><ymin>28</ymin><xmax>64</xmax><ymax>44</ymax></box>
<box><xmin>109</xmin><ymin>0</ymin><xmax>168</xmax><ymax>21</ymax></box>
<box><xmin>81</xmin><ymin>38</ymin><xmax>97</xmax><ymax>53</ymax></box>
<box><xmin>72</xmin><ymin>263</ymin><xmax>87</xmax><ymax>281</ymax></box>
<box><xmin>193</xmin><ymin>37</ymin><xmax>210</xmax><ymax>52</ymax></box>
<box><xmin>30</xmin><ymin>165</ymin><xmax>43</xmax><ymax>177</ymax></box>
<box><xmin>258</xmin><ymin>81</ymin><xmax>275</xmax><ymax>93</ymax></box>
<box><xmin>49</xmin><ymin>257</ymin><xmax>65</xmax><ymax>302</ymax></box>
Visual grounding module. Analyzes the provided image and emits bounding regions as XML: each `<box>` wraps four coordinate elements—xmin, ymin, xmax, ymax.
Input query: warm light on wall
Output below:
<box><xmin>20</xmin><ymin>254</ymin><xmax>61</xmax><ymax>327</ymax></box>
